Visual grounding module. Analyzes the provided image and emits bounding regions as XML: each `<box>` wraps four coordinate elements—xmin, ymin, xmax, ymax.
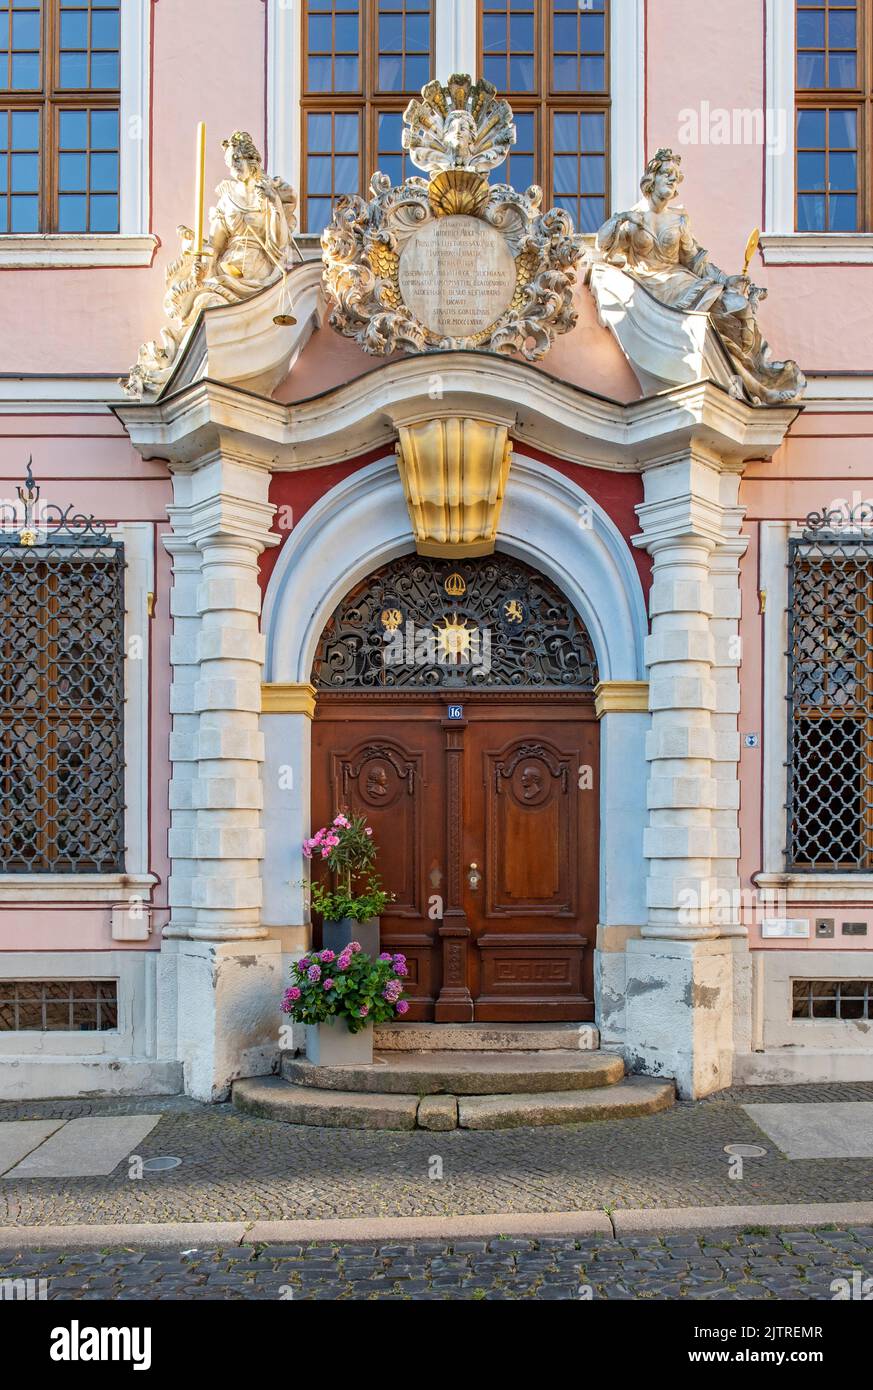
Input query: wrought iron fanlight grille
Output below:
<box><xmin>787</xmin><ymin>505</ymin><xmax>873</xmax><ymax>870</ymax></box>
<box><xmin>312</xmin><ymin>552</ymin><xmax>599</xmax><ymax>691</ymax></box>
<box><xmin>0</xmin><ymin>463</ymin><xmax>125</xmax><ymax>873</ymax></box>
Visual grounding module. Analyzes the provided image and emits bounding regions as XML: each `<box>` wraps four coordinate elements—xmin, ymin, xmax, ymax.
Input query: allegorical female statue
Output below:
<box><xmin>596</xmin><ymin>148</ymin><xmax>805</xmax><ymax>405</ymax></box>
<box><xmin>122</xmin><ymin>131</ymin><xmax>298</xmax><ymax>399</ymax></box>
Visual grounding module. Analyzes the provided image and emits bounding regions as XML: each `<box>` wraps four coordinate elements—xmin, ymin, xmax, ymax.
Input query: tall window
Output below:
<box><xmin>479</xmin><ymin>0</ymin><xmax>609</xmax><ymax>233</ymax></box>
<box><xmin>0</xmin><ymin>0</ymin><xmax>120</xmax><ymax>234</ymax></box>
<box><xmin>787</xmin><ymin>516</ymin><xmax>873</xmax><ymax>870</ymax></box>
<box><xmin>302</xmin><ymin>0</ymin><xmax>434</xmax><ymax>234</ymax></box>
<box><xmin>0</xmin><ymin>505</ymin><xmax>125</xmax><ymax>874</ymax></box>
<box><xmin>796</xmin><ymin>0</ymin><xmax>872</xmax><ymax>231</ymax></box>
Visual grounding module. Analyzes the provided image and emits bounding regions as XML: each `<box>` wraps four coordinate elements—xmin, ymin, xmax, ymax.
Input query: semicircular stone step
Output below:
<box><xmin>281</xmin><ymin>1049</ymin><xmax>625</xmax><ymax>1096</ymax></box>
<box><xmin>232</xmin><ymin>1073</ymin><xmax>675</xmax><ymax>1131</ymax></box>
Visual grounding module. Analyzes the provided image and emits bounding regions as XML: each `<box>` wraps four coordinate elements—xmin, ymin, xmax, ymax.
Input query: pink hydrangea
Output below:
<box><xmin>307</xmin><ymin>963</ymin><xmax>321</xmax><ymax>982</ymax></box>
<box><xmin>323</xmin><ymin>978</ymin><xmax>335</xmax><ymax>991</ymax></box>
<box><xmin>337</xmin><ymin>951</ymin><xmax>352</xmax><ymax>971</ymax></box>
<box><xmin>396</xmin><ymin>1000</ymin><xmax>410</xmax><ymax>1015</ymax></box>
<box><xmin>359</xmin><ymin>1004</ymin><xmax>369</xmax><ymax>1017</ymax></box>
<box><xmin>321</xmin><ymin>949</ymin><xmax>336</xmax><ymax>963</ymax></box>
<box><xmin>349</xmin><ymin>941</ymin><xmax>362</xmax><ymax>955</ymax></box>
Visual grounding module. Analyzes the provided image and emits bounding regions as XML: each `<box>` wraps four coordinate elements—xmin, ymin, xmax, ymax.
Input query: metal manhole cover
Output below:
<box><xmin>141</xmin><ymin>1156</ymin><xmax>182</xmax><ymax>1172</ymax></box>
<box><xmin>724</xmin><ymin>1143</ymin><xmax>767</xmax><ymax>1158</ymax></box>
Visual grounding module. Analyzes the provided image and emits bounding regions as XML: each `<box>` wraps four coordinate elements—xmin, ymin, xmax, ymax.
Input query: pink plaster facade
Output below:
<box><xmin>2</xmin><ymin>0</ymin><xmax>872</xmax><ymax>1099</ymax></box>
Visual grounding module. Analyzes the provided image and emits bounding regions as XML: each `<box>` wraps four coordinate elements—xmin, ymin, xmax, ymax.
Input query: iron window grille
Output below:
<box><xmin>312</xmin><ymin>551</ymin><xmax>599</xmax><ymax>690</ymax></box>
<box><xmin>0</xmin><ymin>978</ymin><xmax>118</xmax><ymax>1030</ymax></box>
<box><xmin>792</xmin><ymin>978</ymin><xmax>873</xmax><ymax>1021</ymax></box>
<box><xmin>0</xmin><ymin>459</ymin><xmax>125</xmax><ymax>872</ymax></box>
<box><xmin>787</xmin><ymin>503</ymin><xmax>873</xmax><ymax>870</ymax></box>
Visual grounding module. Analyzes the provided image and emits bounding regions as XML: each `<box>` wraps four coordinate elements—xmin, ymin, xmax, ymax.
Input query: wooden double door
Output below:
<box><xmin>311</xmin><ymin>693</ymin><xmax>598</xmax><ymax>1021</ymax></box>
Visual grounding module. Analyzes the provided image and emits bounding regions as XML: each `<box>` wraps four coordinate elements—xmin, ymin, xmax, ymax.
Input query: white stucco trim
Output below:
<box><xmin>0</xmin><ymin>235</ymin><xmax>156</xmax><ymax>268</ymax></box>
<box><xmin>610</xmin><ymin>0</ymin><xmax>646</xmax><ymax>214</ymax></box>
<box><xmin>119</xmin><ymin>0</ymin><xmax>152</xmax><ymax>237</ymax></box>
<box><xmin>0</xmin><ymin>950</ymin><xmax>182</xmax><ymax>1100</ymax></box>
<box><xmin>761</xmin><ymin>233</ymin><xmax>873</xmax><ymax>265</ymax></box>
<box><xmin>765</xmin><ymin>0</ymin><xmax>795</xmax><ymax>236</ymax></box>
<box><xmin>266</xmin><ymin>0</ymin><xmax>300</xmax><ymax>188</ymax></box>
<box><xmin>0</xmin><ymin>375</ymin><xmax>128</xmax><ymax>413</ymax></box>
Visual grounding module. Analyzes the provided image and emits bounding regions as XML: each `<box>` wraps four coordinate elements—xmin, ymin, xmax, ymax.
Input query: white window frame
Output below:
<box><xmin>266</xmin><ymin>0</ymin><xmax>644</xmax><ymax>236</ymax></box>
<box><xmin>756</xmin><ymin>520</ymin><xmax>873</xmax><ymax>903</ymax></box>
<box><xmin>0</xmin><ymin>0</ymin><xmax>155</xmax><ymax>268</ymax></box>
<box><xmin>0</xmin><ymin>520</ymin><xmax>157</xmax><ymax>902</ymax></box>
<box><xmin>763</xmin><ymin>0</ymin><xmax>873</xmax><ymax>264</ymax></box>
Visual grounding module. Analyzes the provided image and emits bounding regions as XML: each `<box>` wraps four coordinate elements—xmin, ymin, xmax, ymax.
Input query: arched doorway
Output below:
<box><xmin>309</xmin><ymin>551</ymin><xmax>600</xmax><ymax>1022</ymax></box>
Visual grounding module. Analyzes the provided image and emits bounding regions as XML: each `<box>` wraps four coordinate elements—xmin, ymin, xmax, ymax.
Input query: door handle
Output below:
<box><xmin>467</xmin><ymin>862</ymin><xmax>482</xmax><ymax>890</ymax></box>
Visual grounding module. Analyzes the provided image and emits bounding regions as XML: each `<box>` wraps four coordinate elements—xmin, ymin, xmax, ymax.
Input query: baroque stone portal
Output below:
<box><xmin>321</xmin><ymin>75</ymin><xmax>585</xmax><ymax>360</ymax></box>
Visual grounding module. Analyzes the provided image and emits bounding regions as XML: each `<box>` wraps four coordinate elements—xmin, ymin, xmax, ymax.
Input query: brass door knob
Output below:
<box><xmin>467</xmin><ymin>862</ymin><xmax>482</xmax><ymax>889</ymax></box>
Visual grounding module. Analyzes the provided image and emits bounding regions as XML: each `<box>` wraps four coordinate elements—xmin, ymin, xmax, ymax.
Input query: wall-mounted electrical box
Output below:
<box><xmin>815</xmin><ymin>918</ymin><xmax>835</xmax><ymax>939</ymax></box>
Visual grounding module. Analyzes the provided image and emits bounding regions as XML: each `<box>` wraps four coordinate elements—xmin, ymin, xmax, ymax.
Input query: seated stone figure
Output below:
<box><xmin>121</xmin><ymin>131</ymin><xmax>298</xmax><ymax>400</ymax></box>
<box><xmin>595</xmin><ymin>148</ymin><xmax>805</xmax><ymax>406</ymax></box>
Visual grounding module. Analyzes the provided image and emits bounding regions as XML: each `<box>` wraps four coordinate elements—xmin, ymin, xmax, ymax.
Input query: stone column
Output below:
<box><xmin>626</xmin><ymin>449</ymin><xmax>747</xmax><ymax>1098</ymax></box>
<box><xmin>160</xmin><ymin>452</ymin><xmax>282</xmax><ymax>1101</ymax></box>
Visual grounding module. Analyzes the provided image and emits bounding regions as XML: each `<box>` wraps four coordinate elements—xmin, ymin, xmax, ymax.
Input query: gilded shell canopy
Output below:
<box><xmin>402</xmin><ymin>74</ymin><xmax>516</xmax><ymax>176</ymax></box>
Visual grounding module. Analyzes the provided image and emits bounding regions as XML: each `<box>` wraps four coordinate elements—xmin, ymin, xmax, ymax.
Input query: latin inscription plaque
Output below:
<box><xmin>398</xmin><ymin>215</ymin><xmax>517</xmax><ymax>339</ymax></box>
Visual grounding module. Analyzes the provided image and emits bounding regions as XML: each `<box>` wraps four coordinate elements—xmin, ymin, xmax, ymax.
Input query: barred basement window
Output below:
<box><xmin>792</xmin><ymin>978</ymin><xmax>873</xmax><ymax>1020</ymax></box>
<box><xmin>787</xmin><ymin>506</ymin><xmax>873</xmax><ymax>870</ymax></box>
<box><xmin>0</xmin><ymin>462</ymin><xmax>124</xmax><ymax>873</ymax></box>
<box><xmin>0</xmin><ymin>978</ymin><xmax>118</xmax><ymax>1030</ymax></box>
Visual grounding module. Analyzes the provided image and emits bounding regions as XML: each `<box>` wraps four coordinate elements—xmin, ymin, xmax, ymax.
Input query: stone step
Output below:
<box><xmin>374</xmin><ymin>1021</ymin><xmax>600</xmax><ymax>1052</ymax></box>
<box><xmin>232</xmin><ymin>1074</ymin><xmax>675</xmax><ymax>1131</ymax></box>
<box><xmin>233</xmin><ymin>1075</ymin><xmax>419</xmax><ymax>1131</ymax></box>
<box><xmin>456</xmin><ymin>1078</ymin><xmax>676</xmax><ymax>1130</ymax></box>
<box><xmin>281</xmin><ymin>1048</ymin><xmax>625</xmax><ymax>1096</ymax></box>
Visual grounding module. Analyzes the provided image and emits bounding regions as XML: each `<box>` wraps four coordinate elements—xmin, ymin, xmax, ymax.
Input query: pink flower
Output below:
<box><xmin>337</xmin><ymin>951</ymin><xmax>352</xmax><ymax>971</ymax></box>
<box><xmin>333</xmin><ymin>814</ymin><xmax>350</xmax><ymax>828</ymax></box>
<box><xmin>320</xmin><ymin>949</ymin><xmax>336</xmax><ymax>963</ymax></box>
<box><xmin>284</xmin><ymin>986</ymin><xmax>301</xmax><ymax>1002</ymax></box>
<box><xmin>359</xmin><ymin>1004</ymin><xmax>369</xmax><ymax>1017</ymax></box>
<box><xmin>396</xmin><ymin>1000</ymin><xmax>410</xmax><ymax>1015</ymax></box>
<box><xmin>323</xmin><ymin>978</ymin><xmax>335</xmax><ymax>991</ymax></box>
<box><xmin>349</xmin><ymin>941</ymin><xmax>362</xmax><ymax>954</ymax></box>
<box><xmin>365</xmin><ymin>828</ymin><xmax>373</xmax><ymax>837</ymax></box>
<box><xmin>307</xmin><ymin>963</ymin><xmax>322</xmax><ymax>982</ymax></box>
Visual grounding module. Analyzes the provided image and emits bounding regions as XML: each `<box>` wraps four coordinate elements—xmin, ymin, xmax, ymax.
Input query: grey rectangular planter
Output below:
<box><xmin>305</xmin><ymin>1019</ymin><xmax>374</xmax><ymax>1066</ymax></box>
<box><xmin>322</xmin><ymin>916</ymin><xmax>380</xmax><ymax>959</ymax></box>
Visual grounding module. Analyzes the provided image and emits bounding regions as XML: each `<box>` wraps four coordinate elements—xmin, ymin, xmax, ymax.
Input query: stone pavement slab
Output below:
<box><xmin>5</xmin><ymin>1115</ymin><xmax>160</xmax><ymax>1178</ymax></box>
<box><xmin>0</xmin><ymin>1121</ymin><xmax>65</xmax><ymax>1176</ymax></box>
<box><xmin>742</xmin><ymin>1102</ymin><xmax>873</xmax><ymax>1159</ymax></box>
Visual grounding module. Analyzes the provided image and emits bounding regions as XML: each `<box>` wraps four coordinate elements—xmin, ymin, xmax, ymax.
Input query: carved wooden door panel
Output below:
<box><xmin>310</xmin><ymin>696</ymin><xmax>446</xmax><ymax>1020</ymax></box>
<box><xmin>462</xmin><ymin>700</ymin><xmax>598</xmax><ymax>1021</ymax></box>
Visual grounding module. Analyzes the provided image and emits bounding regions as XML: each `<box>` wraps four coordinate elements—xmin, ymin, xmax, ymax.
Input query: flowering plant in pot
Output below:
<box><xmin>281</xmin><ymin>942</ymin><xmax>409</xmax><ymax>1065</ymax></box>
<box><xmin>303</xmin><ymin>812</ymin><xmax>391</xmax><ymax>956</ymax></box>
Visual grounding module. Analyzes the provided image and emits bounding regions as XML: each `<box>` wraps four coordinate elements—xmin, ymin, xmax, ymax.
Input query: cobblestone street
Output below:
<box><xmin>1</xmin><ymin>1227</ymin><xmax>871</xmax><ymax>1301</ymax></box>
<box><xmin>2</xmin><ymin>1085</ymin><xmax>873</xmax><ymax>1227</ymax></box>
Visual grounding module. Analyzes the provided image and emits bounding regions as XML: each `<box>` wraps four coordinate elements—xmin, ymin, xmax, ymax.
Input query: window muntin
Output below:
<box><xmin>480</xmin><ymin>0</ymin><xmax>610</xmax><ymax>234</ymax></box>
<box><xmin>787</xmin><ymin>524</ymin><xmax>873</xmax><ymax>870</ymax></box>
<box><xmin>0</xmin><ymin>529</ymin><xmax>125</xmax><ymax>874</ymax></box>
<box><xmin>0</xmin><ymin>0</ymin><xmax>120</xmax><ymax>233</ymax></box>
<box><xmin>795</xmin><ymin>0</ymin><xmax>871</xmax><ymax>230</ymax></box>
<box><xmin>0</xmin><ymin>978</ymin><xmax>118</xmax><ymax>1030</ymax></box>
<box><xmin>301</xmin><ymin>0</ymin><xmax>434</xmax><ymax>234</ymax></box>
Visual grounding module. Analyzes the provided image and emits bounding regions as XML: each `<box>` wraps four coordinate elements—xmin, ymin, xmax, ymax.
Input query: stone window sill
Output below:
<box><xmin>0</xmin><ymin>873</ymin><xmax>157</xmax><ymax>903</ymax></box>
<box><xmin>754</xmin><ymin>872</ymin><xmax>873</xmax><ymax>904</ymax></box>
<box><xmin>0</xmin><ymin>235</ymin><xmax>158</xmax><ymax>268</ymax></box>
<box><xmin>761</xmin><ymin>233</ymin><xmax>873</xmax><ymax>265</ymax></box>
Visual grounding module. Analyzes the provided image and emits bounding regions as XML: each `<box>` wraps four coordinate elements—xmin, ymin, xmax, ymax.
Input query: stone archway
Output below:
<box><xmin>260</xmin><ymin>453</ymin><xmax>650</xmax><ymax>1035</ymax></box>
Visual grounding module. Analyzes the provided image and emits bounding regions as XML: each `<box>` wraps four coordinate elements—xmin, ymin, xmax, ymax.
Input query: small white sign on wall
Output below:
<box><xmin>762</xmin><ymin>918</ymin><xmax>810</xmax><ymax>939</ymax></box>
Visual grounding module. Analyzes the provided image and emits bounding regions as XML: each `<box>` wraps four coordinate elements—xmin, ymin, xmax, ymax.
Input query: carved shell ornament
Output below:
<box><xmin>321</xmin><ymin>74</ymin><xmax>586</xmax><ymax>362</ymax></box>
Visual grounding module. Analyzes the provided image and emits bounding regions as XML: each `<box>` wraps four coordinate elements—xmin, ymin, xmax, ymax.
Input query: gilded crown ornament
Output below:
<box><xmin>321</xmin><ymin>74</ymin><xmax>585</xmax><ymax>362</ymax></box>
